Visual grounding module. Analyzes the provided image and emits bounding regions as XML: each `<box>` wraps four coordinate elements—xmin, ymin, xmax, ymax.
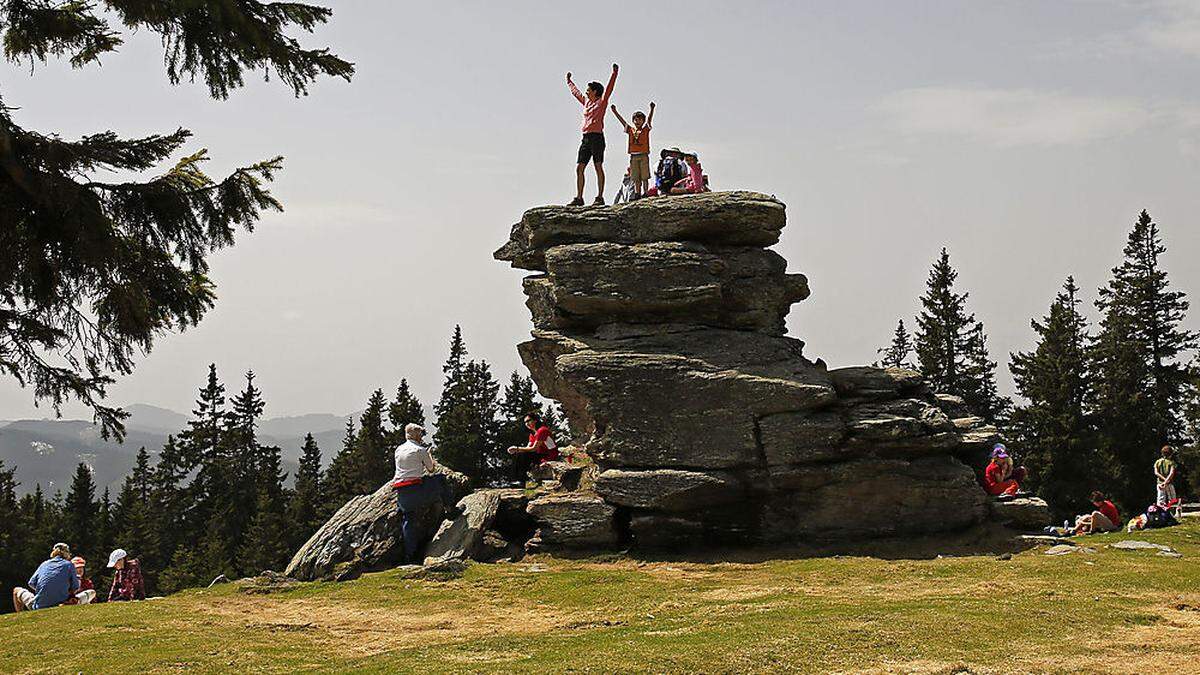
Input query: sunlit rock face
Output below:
<box><xmin>496</xmin><ymin>192</ymin><xmax>993</xmax><ymax>547</ymax></box>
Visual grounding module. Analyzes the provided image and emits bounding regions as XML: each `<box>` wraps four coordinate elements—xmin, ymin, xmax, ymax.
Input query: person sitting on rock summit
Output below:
<box><xmin>12</xmin><ymin>542</ymin><xmax>79</xmax><ymax>612</ymax></box>
<box><xmin>392</xmin><ymin>423</ymin><xmax>461</xmax><ymax>563</ymax></box>
<box><xmin>669</xmin><ymin>153</ymin><xmax>709</xmax><ymax>195</ymax></box>
<box><xmin>982</xmin><ymin>444</ymin><xmax>1027</xmax><ymax>497</ymax></box>
<box><xmin>507</xmin><ymin>412</ymin><xmax>560</xmax><ymax>467</ymax></box>
<box><xmin>566</xmin><ymin>63</ymin><xmax>619</xmax><ymax>207</ymax></box>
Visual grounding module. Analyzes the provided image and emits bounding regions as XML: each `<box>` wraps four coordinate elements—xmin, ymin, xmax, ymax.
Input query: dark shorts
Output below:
<box><xmin>577</xmin><ymin>132</ymin><xmax>605</xmax><ymax>164</ymax></box>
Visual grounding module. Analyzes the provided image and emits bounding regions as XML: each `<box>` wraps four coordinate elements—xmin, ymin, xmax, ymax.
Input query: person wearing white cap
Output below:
<box><xmin>12</xmin><ymin>542</ymin><xmax>78</xmax><ymax>612</ymax></box>
<box><xmin>106</xmin><ymin>548</ymin><xmax>145</xmax><ymax>602</ymax></box>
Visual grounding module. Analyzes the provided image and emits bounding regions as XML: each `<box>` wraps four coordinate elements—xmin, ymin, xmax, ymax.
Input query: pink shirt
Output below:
<box><xmin>680</xmin><ymin>161</ymin><xmax>704</xmax><ymax>193</ymax></box>
<box><xmin>568</xmin><ymin>69</ymin><xmax>618</xmax><ymax>134</ymax></box>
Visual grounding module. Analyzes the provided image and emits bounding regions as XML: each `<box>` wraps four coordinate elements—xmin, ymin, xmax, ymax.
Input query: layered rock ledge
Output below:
<box><xmin>496</xmin><ymin>192</ymin><xmax>996</xmax><ymax>548</ymax></box>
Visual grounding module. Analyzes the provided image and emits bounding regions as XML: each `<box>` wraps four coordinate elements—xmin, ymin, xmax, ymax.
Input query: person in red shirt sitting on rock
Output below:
<box><xmin>982</xmin><ymin>444</ymin><xmax>1027</xmax><ymax>497</ymax></box>
<box><xmin>1072</xmin><ymin>491</ymin><xmax>1121</xmax><ymax>535</ymax></box>
<box><xmin>507</xmin><ymin>412</ymin><xmax>560</xmax><ymax>468</ymax></box>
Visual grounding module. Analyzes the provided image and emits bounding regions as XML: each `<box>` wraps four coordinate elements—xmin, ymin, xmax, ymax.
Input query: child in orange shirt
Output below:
<box><xmin>611</xmin><ymin>102</ymin><xmax>655</xmax><ymax>199</ymax></box>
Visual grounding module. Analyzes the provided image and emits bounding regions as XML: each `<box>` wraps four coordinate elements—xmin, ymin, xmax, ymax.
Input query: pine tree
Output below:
<box><xmin>149</xmin><ymin>435</ymin><xmax>189</xmax><ymax>575</ymax></box>
<box><xmin>914</xmin><ymin>248</ymin><xmax>1008</xmax><ymax>422</ymax></box>
<box><xmin>241</xmin><ymin>487</ymin><xmax>290</xmax><ymax>574</ymax></box>
<box><xmin>389</xmin><ymin>379</ymin><xmax>426</xmax><ymax>443</ymax></box>
<box><xmin>0</xmin><ymin>2</ymin><xmax>352</xmax><ymax>439</ymax></box>
<box><xmin>353</xmin><ymin>390</ymin><xmax>391</xmax><ymax>494</ymax></box>
<box><xmin>322</xmin><ymin>418</ymin><xmax>358</xmax><ymax>513</ymax></box>
<box><xmin>0</xmin><ymin>460</ymin><xmax>27</xmax><ymax>612</ymax></box>
<box><xmin>1090</xmin><ymin>210</ymin><xmax>1199</xmax><ymax>506</ymax></box>
<box><xmin>115</xmin><ymin>447</ymin><xmax>159</xmax><ymax>590</ymax></box>
<box><xmin>62</xmin><ymin>462</ymin><xmax>98</xmax><ymax>557</ymax></box>
<box><xmin>498</xmin><ymin>372</ymin><xmax>540</xmax><ymax>453</ymax></box>
<box><xmin>1009</xmin><ymin>277</ymin><xmax>1094</xmax><ymax>509</ymax></box>
<box><xmin>436</xmin><ymin>358</ymin><xmax>501</xmax><ymax>484</ymax></box>
<box><xmin>288</xmin><ymin>434</ymin><xmax>324</xmax><ymax>550</ymax></box>
<box><xmin>877</xmin><ymin>319</ymin><xmax>916</xmax><ymax>369</ymax></box>
<box><xmin>181</xmin><ymin>364</ymin><xmax>229</xmax><ymax>536</ymax></box>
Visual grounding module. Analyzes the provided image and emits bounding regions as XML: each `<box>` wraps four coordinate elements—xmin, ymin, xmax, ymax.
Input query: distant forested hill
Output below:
<box><xmin>0</xmin><ymin>409</ymin><xmax>350</xmax><ymax>496</ymax></box>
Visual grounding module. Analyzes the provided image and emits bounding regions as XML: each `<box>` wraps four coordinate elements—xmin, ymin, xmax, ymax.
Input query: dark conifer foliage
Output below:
<box><xmin>1089</xmin><ymin>211</ymin><xmax>1199</xmax><ymax>506</ymax></box>
<box><xmin>1009</xmin><ymin>277</ymin><xmax>1094</xmax><ymax>508</ymax></box>
<box><xmin>434</xmin><ymin>328</ymin><xmax>501</xmax><ymax>484</ymax></box>
<box><xmin>287</xmin><ymin>434</ymin><xmax>324</xmax><ymax>550</ymax></box>
<box><xmin>877</xmin><ymin>319</ymin><xmax>916</xmax><ymax>369</ymax></box>
<box><xmin>914</xmin><ymin>248</ymin><xmax>1009</xmax><ymax>422</ymax></box>
<box><xmin>62</xmin><ymin>462</ymin><xmax>97</xmax><ymax>557</ymax></box>
<box><xmin>0</xmin><ymin>1</ymin><xmax>352</xmax><ymax>439</ymax></box>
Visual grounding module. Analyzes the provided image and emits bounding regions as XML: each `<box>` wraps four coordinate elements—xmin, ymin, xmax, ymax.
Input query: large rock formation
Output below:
<box><xmin>496</xmin><ymin>191</ymin><xmax>996</xmax><ymax>548</ymax></box>
<box><xmin>285</xmin><ymin>470</ymin><xmax>470</xmax><ymax>581</ymax></box>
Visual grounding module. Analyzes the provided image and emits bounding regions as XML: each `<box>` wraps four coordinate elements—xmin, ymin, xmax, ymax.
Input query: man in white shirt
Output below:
<box><xmin>392</xmin><ymin>423</ymin><xmax>460</xmax><ymax>562</ymax></box>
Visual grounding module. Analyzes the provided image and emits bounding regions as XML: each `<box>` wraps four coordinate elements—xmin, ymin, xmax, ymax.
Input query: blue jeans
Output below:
<box><xmin>394</xmin><ymin>474</ymin><xmax>453</xmax><ymax>561</ymax></box>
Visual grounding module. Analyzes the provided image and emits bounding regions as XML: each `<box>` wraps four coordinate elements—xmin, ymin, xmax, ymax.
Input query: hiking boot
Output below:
<box><xmin>592</xmin><ymin>196</ymin><xmax>605</xmax><ymax>206</ymax></box>
<box><xmin>567</xmin><ymin>197</ymin><xmax>584</xmax><ymax>207</ymax></box>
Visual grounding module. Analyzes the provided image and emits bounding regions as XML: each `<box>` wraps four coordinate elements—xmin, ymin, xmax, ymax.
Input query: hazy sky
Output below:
<box><xmin>3</xmin><ymin>0</ymin><xmax>1199</xmax><ymax>422</ymax></box>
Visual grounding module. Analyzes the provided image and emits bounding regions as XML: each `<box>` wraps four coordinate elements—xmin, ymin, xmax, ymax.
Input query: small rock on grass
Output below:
<box><xmin>1045</xmin><ymin>544</ymin><xmax>1096</xmax><ymax>555</ymax></box>
<box><xmin>1110</xmin><ymin>540</ymin><xmax>1177</xmax><ymax>553</ymax></box>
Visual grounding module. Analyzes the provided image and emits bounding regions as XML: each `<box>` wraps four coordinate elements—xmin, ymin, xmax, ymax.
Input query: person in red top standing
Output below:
<box><xmin>507</xmin><ymin>412</ymin><xmax>560</xmax><ymax>470</ymax></box>
<box><xmin>106</xmin><ymin>548</ymin><xmax>145</xmax><ymax>602</ymax></box>
<box><xmin>1072</xmin><ymin>491</ymin><xmax>1121</xmax><ymax>535</ymax></box>
<box><xmin>566</xmin><ymin>63</ymin><xmax>619</xmax><ymax>206</ymax></box>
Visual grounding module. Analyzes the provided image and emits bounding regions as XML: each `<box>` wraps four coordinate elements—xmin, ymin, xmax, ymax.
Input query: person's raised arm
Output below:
<box><xmin>602</xmin><ymin>63</ymin><xmax>618</xmax><ymax>103</ymax></box>
<box><xmin>566</xmin><ymin>71</ymin><xmax>584</xmax><ymax>104</ymax></box>
<box><xmin>611</xmin><ymin>105</ymin><xmax>630</xmax><ymax>131</ymax></box>
<box><xmin>647</xmin><ymin>101</ymin><xmax>656</xmax><ymax>128</ymax></box>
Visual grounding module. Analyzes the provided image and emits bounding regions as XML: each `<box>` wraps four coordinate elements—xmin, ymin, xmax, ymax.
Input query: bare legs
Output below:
<box><xmin>575</xmin><ymin>161</ymin><xmax>606</xmax><ymax>203</ymax></box>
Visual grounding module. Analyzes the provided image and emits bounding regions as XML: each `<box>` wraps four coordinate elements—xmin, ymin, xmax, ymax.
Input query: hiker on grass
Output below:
<box><xmin>611</xmin><ymin>102</ymin><xmax>655</xmax><ymax>199</ymax></box>
<box><xmin>12</xmin><ymin>542</ymin><xmax>79</xmax><ymax>612</ymax></box>
<box><xmin>982</xmin><ymin>444</ymin><xmax>1027</xmax><ymax>497</ymax></box>
<box><xmin>566</xmin><ymin>63</ymin><xmax>619</xmax><ymax>206</ymax></box>
<box><xmin>65</xmin><ymin>556</ymin><xmax>96</xmax><ymax>605</ymax></box>
<box><xmin>392</xmin><ymin>423</ymin><xmax>461</xmax><ymax>563</ymax></box>
<box><xmin>1155</xmin><ymin>445</ymin><xmax>1178</xmax><ymax>507</ymax></box>
<box><xmin>107</xmin><ymin>548</ymin><xmax>145</xmax><ymax>602</ymax></box>
<box><xmin>507</xmin><ymin>412</ymin><xmax>560</xmax><ymax>467</ymax></box>
<box><xmin>1071</xmin><ymin>491</ymin><xmax>1120</xmax><ymax>535</ymax></box>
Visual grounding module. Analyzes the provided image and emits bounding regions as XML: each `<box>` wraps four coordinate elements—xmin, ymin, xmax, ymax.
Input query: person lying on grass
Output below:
<box><xmin>1071</xmin><ymin>491</ymin><xmax>1121</xmax><ymax>535</ymax></box>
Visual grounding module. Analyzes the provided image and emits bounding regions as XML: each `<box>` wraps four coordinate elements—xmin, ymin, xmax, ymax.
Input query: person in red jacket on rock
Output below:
<box><xmin>507</xmin><ymin>412</ymin><xmax>560</xmax><ymax>469</ymax></box>
<box><xmin>982</xmin><ymin>444</ymin><xmax>1027</xmax><ymax>497</ymax></box>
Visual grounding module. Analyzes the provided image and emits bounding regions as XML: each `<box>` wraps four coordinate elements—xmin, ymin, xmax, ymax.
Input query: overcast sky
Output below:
<box><xmin>3</xmin><ymin>0</ymin><xmax>1199</xmax><ymax>422</ymax></box>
